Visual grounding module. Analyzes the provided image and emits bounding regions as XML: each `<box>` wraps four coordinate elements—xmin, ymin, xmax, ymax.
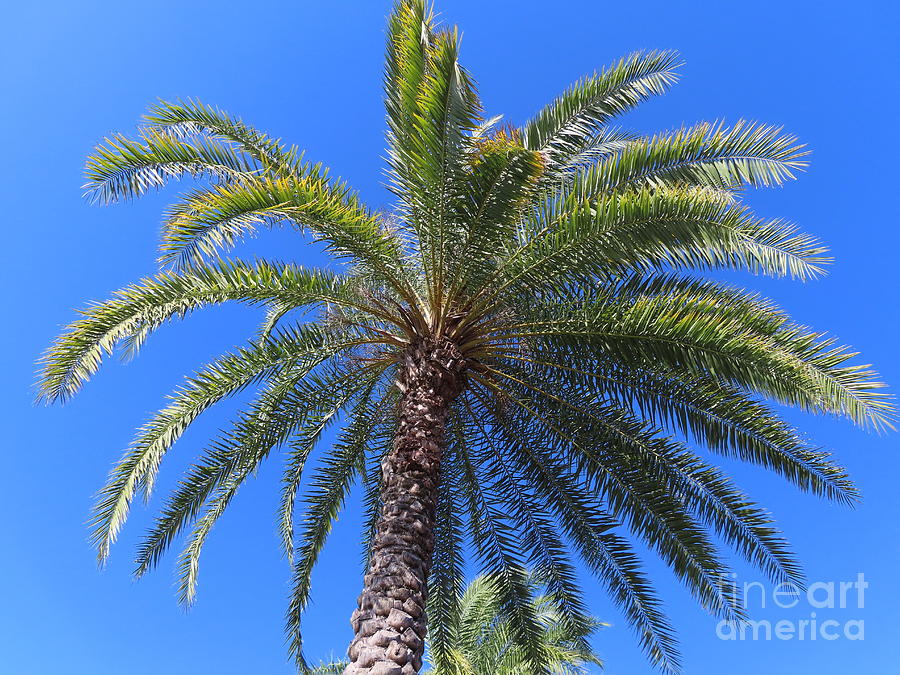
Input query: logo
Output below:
<box><xmin>715</xmin><ymin>573</ymin><xmax>867</xmax><ymax>641</ymax></box>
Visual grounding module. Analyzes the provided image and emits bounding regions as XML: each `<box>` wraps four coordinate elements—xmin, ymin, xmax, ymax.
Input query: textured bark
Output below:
<box><xmin>343</xmin><ymin>338</ymin><xmax>466</xmax><ymax>675</ymax></box>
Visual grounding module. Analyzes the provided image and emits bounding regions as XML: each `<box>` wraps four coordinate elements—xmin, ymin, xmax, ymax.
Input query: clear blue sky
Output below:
<box><xmin>2</xmin><ymin>1</ymin><xmax>898</xmax><ymax>673</ymax></box>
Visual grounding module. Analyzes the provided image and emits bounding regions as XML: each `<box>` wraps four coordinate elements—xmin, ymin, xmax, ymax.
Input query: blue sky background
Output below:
<box><xmin>2</xmin><ymin>1</ymin><xmax>898</xmax><ymax>673</ymax></box>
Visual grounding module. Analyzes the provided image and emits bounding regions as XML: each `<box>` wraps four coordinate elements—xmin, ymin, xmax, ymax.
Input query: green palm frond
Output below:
<box><xmin>307</xmin><ymin>661</ymin><xmax>347</xmax><ymax>675</ymax></box>
<box><xmin>523</xmin><ymin>50</ymin><xmax>681</xmax><ymax>164</ymax></box>
<box><xmin>181</xmin><ymin>362</ymin><xmax>383</xmax><ymax>606</ymax></box>
<box><xmin>286</xmin><ymin>377</ymin><xmax>392</xmax><ymax>668</ymax></box>
<box><xmin>425</xmin><ymin>442</ymin><xmax>467</xmax><ymax>674</ymax></box>
<box><xmin>83</xmin><ymin>129</ymin><xmax>257</xmax><ymax>204</ymax></box>
<box><xmin>144</xmin><ymin>98</ymin><xmax>304</xmax><ymax>175</ymax></box>
<box><xmin>506</xmin><ymin>351</ymin><xmax>857</xmax><ymax>503</ymax></box>
<box><xmin>37</xmin><ymin>259</ymin><xmax>345</xmax><ymax>403</ymax></box>
<box><xmin>131</xmin><ymin>357</ymin><xmax>372</xmax><ymax>575</ymax></box>
<box><xmin>409</xmin><ymin>28</ymin><xmax>482</xmax><ymax>307</ymax></box>
<box><xmin>428</xmin><ymin>573</ymin><xmax>604</xmax><ymax>675</ymax></box>
<box><xmin>445</xmin><ymin>137</ymin><xmax>545</xmax><ymax>300</ymax></box>
<box><xmin>158</xmin><ymin>172</ymin><xmax>406</xmax><ymax>286</ymax></box>
<box><xmin>484</xmin><ymin>402</ymin><xmax>677</xmax><ymax>672</ymax></box>
<box><xmin>279</xmin><ymin>378</ymin><xmax>378</xmax><ymax>562</ymax></box>
<box><xmin>497</xmin><ymin>283</ymin><xmax>890</xmax><ymax>428</ymax></box>
<box><xmin>383</xmin><ymin>0</ymin><xmax>431</xmax><ymax>216</ymax></box>
<box><xmin>102</xmin><ymin>327</ymin><xmax>355</xmax><ymax>564</ymax></box>
<box><xmin>451</xmin><ymin>414</ymin><xmax>563</xmax><ymax>673</ymax></box>
<box><xmin>489</xmin><ymin>188</ymin><xmax>828</xmax><ymax>309</ymax></box>
<box><xmin>461</xmin><ymin>398</ymin><xmax>592</xmax><ymax>640</ymax></box>
<box><xmin>486</xmin><ymin>363</ymin><xmax>802</xmax><ymax>589</ymax></box>
<box><xmin>571</xmin><ymin>120</ymin><xmax>807</xmax><ymax>194</ymax></box>
<box><xmin>475</xmin><ymin>377</ymin><xmax>743</xmax><ymax>623</ymax></box>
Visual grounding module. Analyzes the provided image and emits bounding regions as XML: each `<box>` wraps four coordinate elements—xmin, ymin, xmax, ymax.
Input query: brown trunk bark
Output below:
<box><xmin>343</xmin><ymin>338</ymin><xmax>466</xmax><ymax>675</ymax></box>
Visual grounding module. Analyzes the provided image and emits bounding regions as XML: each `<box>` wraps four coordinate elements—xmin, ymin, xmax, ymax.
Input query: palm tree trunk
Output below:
<box><xmin>344</xmin><ymin>338</ymin><xmax>467</xmax><ymax>675</ymax></box>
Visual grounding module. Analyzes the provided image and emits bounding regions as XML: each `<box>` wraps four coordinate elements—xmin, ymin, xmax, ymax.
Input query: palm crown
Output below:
<box><xmin>40</xmin><ymin>1</ymin><xmax>892</xmax><ymax>673</ymax></box>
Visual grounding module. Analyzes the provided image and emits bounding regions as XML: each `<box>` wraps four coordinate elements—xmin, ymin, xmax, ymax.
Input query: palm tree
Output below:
<box><xmin>39</xmin><ymin>1</ymin><xmax>892</xmax><ymax>673</ymax></box>
<box><xmin>427</xmin><ymin>573</ymin><xmax>603</xmax><ymax>675</ymax></box>
<box><xmin>313</xmin><ymin>573</ymin><xmax>604</xmax><ymax>675</ymax></box>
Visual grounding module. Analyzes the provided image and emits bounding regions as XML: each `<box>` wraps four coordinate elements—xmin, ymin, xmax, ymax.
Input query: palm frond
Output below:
<box><xmin>446</xmin><ymin>137</ymin><xmax>545</xmax><ymax>300</ymax></box>
<box><xmin>505</xmin><ymin>350</ymin><xmax>858</xmax><ymax>503</ymax></box>
<box><xmin>481</xmin><ymin>398</ymin><xmax>679</xmax><ymax>672</ymax></box>
<box><xmin>472</xmin><ymin>376</ymin><xmax>743</xmax><ymax>622</ymax></box>
<box><xmin>144</xmin><ymin>98</ymin><xmax>304</xmax><ymax>175</ymax></box>
<box><xmin>429</xmin><ymin>572</ymin><xmax>603</xmax><ymax>675</ymax></box>
<box><xmin>84</xmin><ymin>130</ymin><xmax>256</xmax><ymax>204</ymax></box>
<box><xmin>133</xmin><ymin>360</ymin><xmax>375</xmax><ymax>583</ymax></box>
<box><xmin>492</xmin><ymin>188</ymin><xmax>828</xmax><ymax>309</ymax></box>
<box><xmin>159</xmin><ymin>173</ymin><xmax>405</xmax><ymax>290</ymax></box>
<box><xmin>406</xmin><ymin>28</ymin><xmax>483</xmax><ymax>309</ymax></box>
<box><xmin>285</xmin><ymin>376</ymin><xmax>390</xmax><ymax>669</ymax></box>
<box><xmin>425</xmin><ymin>440</ymin><xmax>467</xmax><ymax>675</ymax></box>
<box><xmin>93</xmin><ymin>327</ymin><xmax>353</xmax><ymax>563</ymax></box>
<box><xmin>498</xmin><ymin>365</ymin><xmax>803</xmax><ymax>588</ymax></box>
<box><xmin>37</xmin><ymin>259</ymin><xmax>343</xmax><ymax>403</ymax></box>
<box><xmin>523</xmin><ymin>50</ymin><xmax>681</xmax><ymax>166</ymax></box>
<box><xmin>572</xmin><ymin>120</ymin><xmax>807</xmax><ymax>193</ymax></box>
<box><xmin>452</xmin><ymin>415</ymin><xmax>555</xmax><ymax>674</ymax></box>
<box><xmin>499</xmin><ymin>284</ymin><xmax>892</xmax><ymax>428</ymax></box>
<box><xmin>461</xmin><ymin>397</ymin><xmax>593</xmax><ymax>642</ymax></box>
<box><xmin>279</xmin><ymin>378</ymin><xmax>383</xmax><ymax>560</ymax></box>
